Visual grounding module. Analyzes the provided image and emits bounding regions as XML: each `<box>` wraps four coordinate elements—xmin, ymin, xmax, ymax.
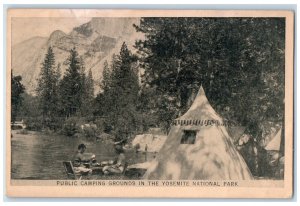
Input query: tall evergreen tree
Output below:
<box><xmin>56</xmin><ymin>63</ymin><xmax>62</xmax><ymax>80</ymax></box>
<box><xmin>100</xmin><ymin>60</ymin><xmax>111</xmax><ymax>93</ymax></box>
<box><xmin>94</xmin><ymin>60</ymin><xmax>111</xmax><ymax>117</ymax></box>
<box><xmin>99</xmin><ymin>43</ymin><xmax>140</xmax><ymax>140</ymax></box>
<box><xmin>36</xmin><ymin>46</ymin><xmax>59</xmax><ymax>128</ymax></box>
<box><xmin>81</xmin><ymin>68</ymin><xmax>94</xmax><ymax>117</ymax></box>
<box><xmin>59</xmin><ymin>47</ymin><xmax>84</xmax><ymax>117</ymax></box>
<box><xmin>11</xmin><ymin>73</ymin><xmax>25</xmax><ymax>123</ymax></box>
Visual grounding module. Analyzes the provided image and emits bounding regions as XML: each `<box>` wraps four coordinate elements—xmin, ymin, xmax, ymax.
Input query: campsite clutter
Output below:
<box><xmin>62</xmin><ymin>86</ymin><xmax>284</xmax><ymax>180</ymax></box>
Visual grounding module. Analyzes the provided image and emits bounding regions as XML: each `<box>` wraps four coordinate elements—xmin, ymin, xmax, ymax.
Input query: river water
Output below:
<box><xmin>11</xmin><ymin>130</ymin><xmax>150</xmax><ymax>180</ymax></box>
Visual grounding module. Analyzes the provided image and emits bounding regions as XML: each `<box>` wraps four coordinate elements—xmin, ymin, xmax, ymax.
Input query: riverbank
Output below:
<box><xmin>11</xmin><ymin>130</ymin><xmax>153</xmax><ymax>180</ymax></box>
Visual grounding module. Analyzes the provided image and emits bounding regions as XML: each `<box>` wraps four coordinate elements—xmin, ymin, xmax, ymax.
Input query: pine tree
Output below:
<box><xmin>94</xmin><ymin>61</ymin><xmax>110</xmax><ymax>117</ymax></box>
<box><xmin>36</xmin><ymin>46</ymin><xmax>59</xmax><ymax>128</ymax></box>
<box><xmin>80</xmin><ymin>68</ymin><xmax>94</xmax><ymax>117</ymax></box>
<box><xmin>86</xmin><ymin>69</ymin><xmax>94</xmax><ymax>101</ymax></box>
<box><xmin>100</xmin><ymin>60</ymin><xmax>111</xmax><ymax>92</ymax></box>
<box><xmin>59</xmin><ymin>47</ymin><xmax>84</xmax><ymax>117</ymax></box>
<box><xmin>99</xmin><ymin>43</ymin><xmax>140</xmax><ymax>140</ymax></box>
<box><xmin>56</xmin><ymin>63</ymin><xmax>62</xmax><ymax>80</ymax></box>
<box><xmin>11</xmin><ymin>72</ymin><xmax>25</xmax><ymax>123</ymax></box>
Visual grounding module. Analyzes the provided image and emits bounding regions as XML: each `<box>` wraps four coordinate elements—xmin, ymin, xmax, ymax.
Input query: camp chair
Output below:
<box><xmin>62</xmin><ymin>161</ymin><xmax>83</xmax><ymax>180</ymax></box>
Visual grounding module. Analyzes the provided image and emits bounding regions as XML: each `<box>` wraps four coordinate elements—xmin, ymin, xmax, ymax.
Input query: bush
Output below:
<box><xmin>24</xmin><ymin>116</ymin><xmax>44</xmax><ymax>131</ymax></box>
<box><xmin>47</xmin><ymin>117</ymin><xmax>64</xmax><ymax>131</ymax></box>
<box><xmin>62</xmin><ymin>117</ymin><xmax>79</xmax><ymax>136</ymax></box>
<box><xmin>94</xmin><ymin>118</ymin><xmax>105</xmax><ymax>133</ymax></box>
<box><xmin>23</xmin><ymin>116</ymin><xmax>65</xmax><ymax>132</ymax></box>
<box><xmin>82</xmin><ymin>126</ymin><xmax>96</xmax><ymax>139</ymax></box>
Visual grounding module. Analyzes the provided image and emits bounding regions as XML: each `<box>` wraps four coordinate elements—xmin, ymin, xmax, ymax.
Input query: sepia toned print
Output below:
<box><xmin>6</xmin><ymin>9</ymin><xmax>293</xmax><ymax>198</ymax></box>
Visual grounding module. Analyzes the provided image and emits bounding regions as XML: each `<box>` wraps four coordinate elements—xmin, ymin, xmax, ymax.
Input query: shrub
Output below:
<box><xmin>62</xmin><ymin>117</ymin><xmax>79</xmax><ymax>136</ymax></box>
<box><xmin>47</xmin><ymin>117</ymin><xmax>65</xmax><ymax>131</ymax></box>
<box><xmin>82</xmin><ymin>126</ymin><xmax>96</xmax><ymax>139</ymax></box>
<box><xmin>24</xmin><ymin>116</ymin><xmax>44</xmax><ymax>131</ymax></box>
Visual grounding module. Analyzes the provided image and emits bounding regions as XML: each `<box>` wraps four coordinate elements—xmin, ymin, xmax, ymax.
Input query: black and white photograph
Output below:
<box><xmin>6</xmin><ymin>9</ymin><xmax>294</xmax><ymax>198</ymax></box>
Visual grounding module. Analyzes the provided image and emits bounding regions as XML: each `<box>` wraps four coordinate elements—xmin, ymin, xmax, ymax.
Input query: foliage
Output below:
<box><xmin>21</xmin><ymin>47</ymin><xmax>96</xmax><ymax>133</ymax></box>
<box><xmin>11</xmin><ymin>73</ymin><xmax>25</xmax><ymax>123</ymax></box>
<box><xmin>23</xmin><ymin>116</ymin><xmax>44</xmax><ymax>131</ymax></box>
<box><xmin>80</xmin><ymin>68</ymin><xmax>94</xmax><ymax>117</ymax></box>
<box><xmin>97</xmin><ymin>43</ymin><xmax>140</xmax><ymax>141</ymax></box>
<box><xmin>61</xmin><ymin>116</ymin><xmax>79</xmax><ymax>136</ymax></box>
<box><xmin>134</xmin><ymin>17</ymin><xmax>285</xmax><ymax>138</ymax></box>
<box><xmin>59</xmin><ymin>47</ymin><xmax>85</xmax><ymax>117</ymax></box>
<box><xmin>36</xmin><ymin>46</ymin><xmax>60</xmax><ymax>129</ymax></box>
<box><xmin>82</xmin><ymin>126</ymin><xmax>97</xmax><ymax>140</ymax></box>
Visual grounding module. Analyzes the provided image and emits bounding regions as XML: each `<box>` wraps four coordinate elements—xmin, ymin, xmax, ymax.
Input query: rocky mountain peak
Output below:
<box><xmin>48</xmin><ymin>30</ymin><xmax>67</xmax><ymax>46</ymax></box>
<box><xmin>73</xmin><ymin>17</ymin><xmax>139</xmax><ymax>39</ymax></box>
<box><xmin>12</xmin><ymin>17</ymin><xmax>141</xmax><ymax>94</ymax></box>
<box><xmin>50</xmin><ymin>30</ymin><xmax>66</xmax><ymax>39</ymax></box>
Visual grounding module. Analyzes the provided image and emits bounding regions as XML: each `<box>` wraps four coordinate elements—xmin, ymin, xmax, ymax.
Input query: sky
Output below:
<box><xmin>11</xmin><ymin>17</ymin><xmax>92</xmax><ymax>45</ymax></box>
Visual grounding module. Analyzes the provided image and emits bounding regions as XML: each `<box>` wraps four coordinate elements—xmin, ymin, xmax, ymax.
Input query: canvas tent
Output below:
<box><xmin>144</xmin><ymin>86</ymin><xmax>253</xmax><ymax>180</ymax></box>
<box><xmin>132</xmin><ymin>134</ymin><xmax>167</xmax><ymax>152</ymax></box>
<box><xmin>265</xmin><ymin>128</ymin><xmax>282</xmax><ymax>151</ymax></box>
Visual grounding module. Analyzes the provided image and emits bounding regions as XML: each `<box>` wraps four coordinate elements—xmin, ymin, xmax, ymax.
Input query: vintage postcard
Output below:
<box><xmin>6</xmin><ymin>9</ymin><xmax>294</xmax><ymax>198</ymax></box>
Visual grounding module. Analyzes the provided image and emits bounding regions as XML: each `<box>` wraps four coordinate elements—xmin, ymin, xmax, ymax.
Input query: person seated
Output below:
<box><xmin>102</xmin><ymin>144</ymin><xmax>126</xmax><ymax>175</ymax></box>
<box><xmin>73</xmin><ymin>143</ymin><xmax>93</xmax><ymax>175</ymax></box>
